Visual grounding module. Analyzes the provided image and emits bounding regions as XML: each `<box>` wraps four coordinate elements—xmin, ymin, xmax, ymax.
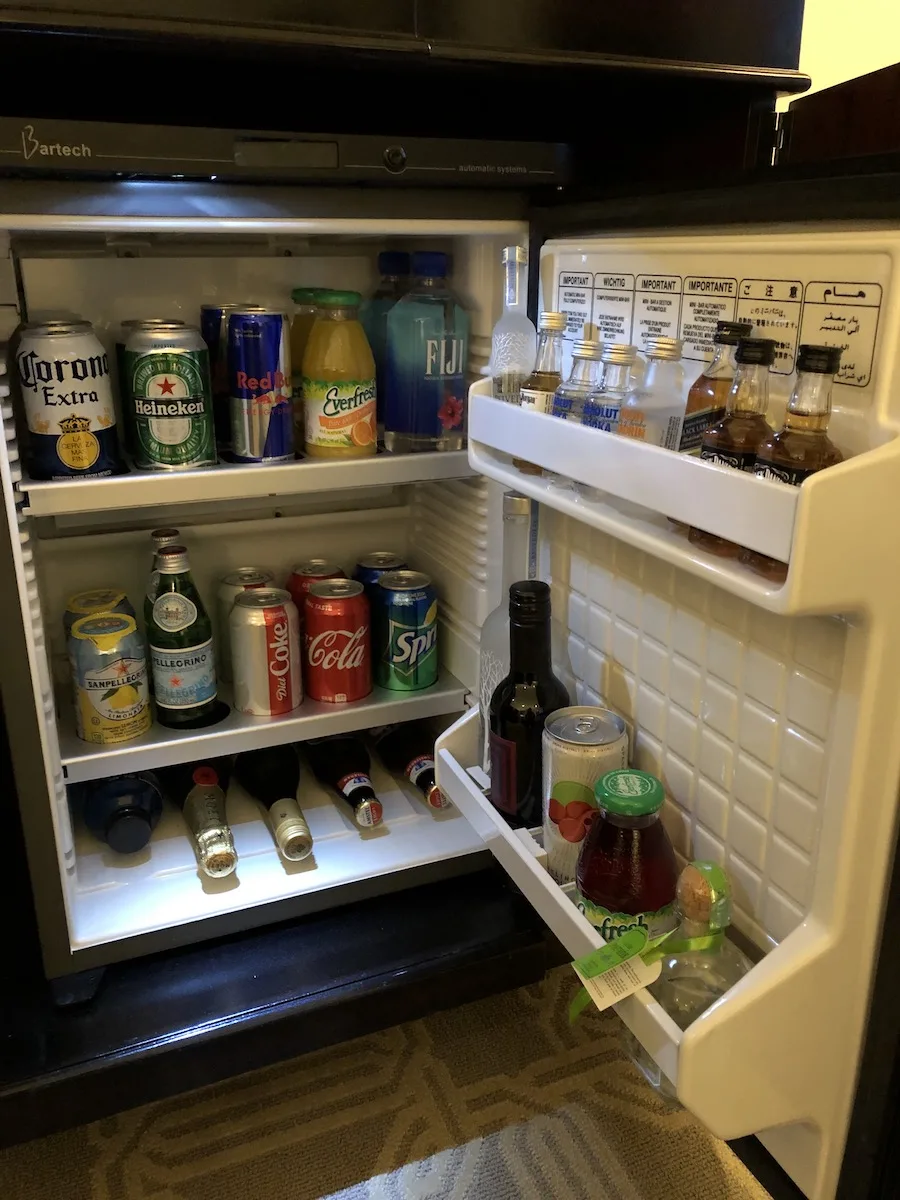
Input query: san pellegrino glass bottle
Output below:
<box><xmin>489</xmin><ymin>581</ymin><xmax>570</xmax><ymax>827</ymax></box>
<box><xmin>147</xmin><ymin>545</ymin><xmax>219</xmax><ymax>729</ymax></box>
<box><xmin>547</xmin><ymin>338</ymin><xmax>603</xmax><ymax>487</ymax></box>
<box><xmin>616</xmin><ymin>335</ymin><xmax>686</xmax><ymax>448</ymax></box>
<box><xmin>742</xmin><ymin>343</ymin><xmax>844</xmax><ymax>583</ymax></box>
<box><xmin>478</xmin><ymin>491</ymin><xmax>533</xmax><ymax>773</ymax></box>
<box><xmin>490</xmin><ymin>245</ymin><xmax>536</xmax><ymax>404</ymax></box>
<box><xmin>578</xmin><ymin>343</ymin><xmax>637</xmax><ymax>502</ymax></box>
<box><xmin>159</xmin><ymin>758</ymin><xmax>237</xmax><ymax>878</ymax></box>
<box><xmin>384</xmin><ymin>251</ymin><xmax>469</xmax><ymax>453</ymax></box>
<box><xmin>688</xmin><ymin>338</ymin><xmax>775</xmax><ymax>558</ymax></box>
<box><xmin>626</xmin><ymin>861</ymin><xmax>753</xmax><ymax>1099</ymax></box>
<box><xmin>360</xmin><ymin>251</ymin><xmax>410</xmax><ymax>428</ymax></box>
<box><xmin>144</xmin><ymin>526</ymin><xmax>181</xmax><ymax>608</ymax></box>
<box><xmin>234</xmin><ymin>744</ymin><xmax>313</xmax><ymax>861</ymax></box>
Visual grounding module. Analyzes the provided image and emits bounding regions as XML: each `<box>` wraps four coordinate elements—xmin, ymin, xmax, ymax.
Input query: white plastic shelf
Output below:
<box><xmin>434</xmin><ymin>705</ymin><xmax>858</xmax><ymax>1190</ymax></box>
<box><xmin>21</xmin><ymin>449</ymin><xmax>474</xmax><ymax>516</ymax></box>
<box><xmin>60</xmin><ymin>670</ymin><xmax>467</xmax><ymax>784</ymax></box>
<box><xmin>467</xmin><ymin>381</ymin><xmax>899</xmax><ymax>616</ymax></box>
<box><xmin>70</xmin><ymin>758</ymin><xmax>484</xmax><ymax>950</ymax></box>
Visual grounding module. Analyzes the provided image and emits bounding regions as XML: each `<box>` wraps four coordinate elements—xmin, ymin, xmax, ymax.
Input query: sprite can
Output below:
<box><xmin>373</xmin><ymin>570</ymin><xmax>438</xmax><ymax>691</ymax></box>
<box><xmin>124</xmin><ymin>322</ymin><xmax>216</xmax><ymax>470</ymax></box>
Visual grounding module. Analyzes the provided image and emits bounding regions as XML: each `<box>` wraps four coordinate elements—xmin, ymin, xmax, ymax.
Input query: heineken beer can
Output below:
<box><xmin>124</xmin><ymin>322</ymin><xmax>217</xmax><ymax>470</ymax></box>
<box><xmin>17</xmin><ymin>319</ymin><xmax>124</xmax><ymax>480</ymax></box>
<box><xmin>116</xmin><ymin>318</ymin><xmax>185</xmax><ymax>457</ymax></box>
<box><xmin>373</xmin><ymin>570</ymin><xmax>438</xmax><ymax>691</ymax></box>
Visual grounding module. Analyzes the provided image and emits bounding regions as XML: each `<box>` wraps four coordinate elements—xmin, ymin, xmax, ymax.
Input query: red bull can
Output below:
<box><xmin>227</xmin><ymin>309</ymin><xmax>295</xmax><ymax>463</ymax></box>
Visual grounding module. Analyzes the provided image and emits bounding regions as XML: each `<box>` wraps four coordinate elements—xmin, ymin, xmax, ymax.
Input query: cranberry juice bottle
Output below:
<box><xmin>575</xmin><ymin>769</ymin><xmax>678</xmax><ymax>942</ymax></box>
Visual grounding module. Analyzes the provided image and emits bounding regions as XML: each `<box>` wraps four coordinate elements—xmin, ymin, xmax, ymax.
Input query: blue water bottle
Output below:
<box><xmin>383</xmin><ymin>251</ymin><xmax>469</xmax><ymax>453</ymax></box>
<box><xmin>75</xmin><ymin>771</ymin><xmax>163</xmax><ymax>854</ymax></box>
<box><xmin>360</xmin><ymin>251</ymin><xmax>410</xmax><ymax>427</ymax></box>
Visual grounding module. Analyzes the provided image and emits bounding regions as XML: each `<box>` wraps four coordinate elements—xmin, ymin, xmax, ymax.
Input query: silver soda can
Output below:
<box><xmin>123</xmin><ymin>322</ymin><xmax>216</xmax><ymax>470</ymax></box>
<box><xmin>116</xmin><ymin>318</ymin><xmax>185</xmax><ymax>457</ymax></box>
<box><xmin>17</xmin><ymin>319</ymin><xmax>124</xmax><ymax>480</ymax></box>
<box><xmin>230</xmin><ymin>587</ymin><xmax>302</xmax><ymax>716</ymax></box>
<box><xmin>216</xmin><ymin>567</ymin><xmax>274</xmax><ymax>682</ymax></box>
<box><xmin>542</xmin><ymin>706</ymin><xmax>628</xmax><ymax>884</ymax></box>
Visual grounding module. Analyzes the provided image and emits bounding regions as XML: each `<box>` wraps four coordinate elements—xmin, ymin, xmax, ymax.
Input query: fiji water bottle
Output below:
<box><xmin>383</xmin><ymin>251</ymin><xmax>469</xmax><ymax>453</ymax></box>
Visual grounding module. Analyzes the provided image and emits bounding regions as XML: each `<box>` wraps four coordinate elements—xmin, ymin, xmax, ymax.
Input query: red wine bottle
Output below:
<box><xmin>489</xmin><ymin>581</ymin><xmax>570</xmax><ymax>828</ymax></box>
<box><xmin>304</xmin><ymin>735</ymin><xmax>383</xmax><ymax>828</ymax></box>
<box><xmin>234</xmin><ymin>745</ymin><xmax>313</xmax><ymax>861</ymax></box>
<box><xmin>372</xmin><ymin>722</ymin><xmax>448</xmax><ymax>810</ymax></box>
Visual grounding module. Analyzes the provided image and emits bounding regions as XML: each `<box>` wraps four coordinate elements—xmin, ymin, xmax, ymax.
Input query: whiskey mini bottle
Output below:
<box><xmin>688</xmin><ymin>338</ymin><xmax>775</xmax><ymax>558</ymax></box>
<box><xmin>742</xmin><ymin>344</ymin><xmax>843</xmax><ymax>583</ymax></box>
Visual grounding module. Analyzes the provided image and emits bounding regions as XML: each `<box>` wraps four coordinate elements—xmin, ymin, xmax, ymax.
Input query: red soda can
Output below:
<box><xmin>305</xmin><ymin>579</ymin><xmax>371</xmax><ymax>703</ymax></box>
<box><xmin>286</xmin><ymin>559</ymin><xmax>345</xmax><ymax>614</ymax></box>
<box><xmin>231</xmin><ymin>588</ymin><xmax>303</xmax><ymax>716</ymax></box>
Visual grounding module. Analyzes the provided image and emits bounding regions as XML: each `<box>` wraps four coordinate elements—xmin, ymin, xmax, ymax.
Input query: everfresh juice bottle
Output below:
<box><xmin>289</xmin><ymin>287</ymin><xmax>323</xmax><ymax>451</ymax></box>
<box><xmin>302</xmin><ymin>290</ymin><xmax>377</xmax><ymax>458</ymax></box>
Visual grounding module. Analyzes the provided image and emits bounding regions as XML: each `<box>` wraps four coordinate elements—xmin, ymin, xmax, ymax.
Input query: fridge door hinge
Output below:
<box><xmin>771</xmin><ymin>110</ymin><xmax>793</xmax><ymax>167</ymax></box>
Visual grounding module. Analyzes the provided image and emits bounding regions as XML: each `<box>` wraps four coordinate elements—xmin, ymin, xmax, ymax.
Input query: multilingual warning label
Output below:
<box><xmin>736</xmin><ymin>278</ymin><xmax>804</xmax><ymax>375</ymax></box>
<box><xmin>634</xmin><ymin>275</ymin><xmax>682</xmax><ymax>347</ymax></box>
<box><xmin>590</xmin><ymin>273</ymin><xmax>635</xmax><ymax>345</ymax></box>
<box><xmin>679</xmin><ymin>277</ymin><xmax>737</xmax><ymax>360</ymax></box>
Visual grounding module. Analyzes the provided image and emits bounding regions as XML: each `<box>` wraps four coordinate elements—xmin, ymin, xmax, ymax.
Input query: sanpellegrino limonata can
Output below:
<box><xmin>489</xmin><ymin>581</ymin><xmax>569</xmax><ymax>828</ymax></box>
<box><xmin>383</xmin><ymin>251</ymin><xmax>469</xmax><ymax>452</ymax></box>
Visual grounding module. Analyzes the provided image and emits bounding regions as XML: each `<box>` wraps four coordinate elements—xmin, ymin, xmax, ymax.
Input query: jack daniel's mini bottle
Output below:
<box><xmin>742</xmin><ymin>344</ymin><xmax>843</xmax><ymax>583</ymax></box>
<box><xmin>688</xmin><ymin>338</ymin><xmax>775</xmax><ymax>559</ymax></box>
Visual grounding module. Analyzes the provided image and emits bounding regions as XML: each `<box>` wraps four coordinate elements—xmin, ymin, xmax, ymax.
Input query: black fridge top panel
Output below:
<box><xmin>0</xmin><ymin>0</ymin><xmax>807</xmax><ymax>82</ymax></box>
<box><xmin>0</xmin><ymin>118</ymin><xmax>569</xmax><ymax>187</ymax></box>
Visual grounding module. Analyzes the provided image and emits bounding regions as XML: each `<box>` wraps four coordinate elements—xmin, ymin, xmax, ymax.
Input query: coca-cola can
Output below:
<box><xmin>286</xmin><ymin>558</ymin><xmax>345</xmax><ymax>615</ymax></box>
<box><xmin>231</xmin><ymin>587</ymin><xmax>303</xmax><ymax>716</ymax></box>
<box><xmin>305</xmin><ymin>579</ymin><xmax>371</xmax><ymax>703</ymax></box>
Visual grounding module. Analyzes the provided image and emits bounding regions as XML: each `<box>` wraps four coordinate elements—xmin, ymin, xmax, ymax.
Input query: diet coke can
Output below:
<box><xmin>231</xmin><ymin>587</ymin><xmax>302</xmax><ymax>716</ymax></box>
<box><xmin>217</xmin><ymin>567</ymin><xmax>274</xmax><ymax>682</ymax></box>
<box><xmin>305</xmin><ymin>579</ymin><xmax>371</xmax><ymax>703</ymax></box>
<box><xmin>286</xmin><ymin>559</ymin><xmax>346</xmax><ymax>615</ymax></box>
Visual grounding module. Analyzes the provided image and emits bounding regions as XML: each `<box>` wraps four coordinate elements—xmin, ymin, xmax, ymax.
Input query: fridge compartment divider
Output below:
<box><xmin>59</xmin><ymin>670</ymin><xmax>468</xmax><ymax>784</ymax></box>
<box><xmin>20</xmin><ymin>450</ymin><xmax>475</xmax><ymax>518</ymax></box>
<box><xmin>467</xmin><ymin>380</ymin><xmax>900</xmax><ymax>617</ymax></box>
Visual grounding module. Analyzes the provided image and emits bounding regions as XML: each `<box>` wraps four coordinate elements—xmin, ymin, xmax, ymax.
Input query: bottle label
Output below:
<box><xmin>405</xmin><ymin>754</ymin><xmax>435</xmax><ymax>787</ymax></box>
<box><xmin>303</xmin><ymin>377</ymin><xmax>377</xmax><ymax>453</ymax></box>
<box><xmin>493</xmin><ymin>371</ymin><xmax>526</xmax><ymax>405</ymax></box>
<box><xmin>519</xmin><ymin>387</ymin><xmax>555</xmax><ymax>414</ymax></box>
<box><xmin>678</xmin><ymin>405</ymin><xmax>726</xmax><ymax>454</ymax></box>
<box><xmin>152</xmin><ymin>593</ymin><xmax>198</xmax><ymax>632</ymax></box>
<box><xmin>183</xmin><ymin>779</ymin><xmax>227</xmax><ymax>838</ymax></box>
<box><xmin>753</xmin><ymin>460</ymin><xmax>813</xmax><ymax>487</ymax></box>
<box><xmin>150</xmin><ymin>639</ymin><xmax>216</xmax><ymax>709</ymax></box>
<box><xmin>575</xmin><ymin>894</ymin><xmax>677</xmax><ymax>943</ymax></box>
<box><xmin>616</xmin><ymin>408</ymin><xmax>647</xmax><ymax>440</ymax></box>
<box><xmin>700</xmin><ymin>446</ymin><xmax>757</xmax><ymax>472</ymax></box>
<box><xmin>582</xmin><ymin>398</ymin><xmax>620</xmax><ymax>432</ymax></box>
<box><xmin>75</xmin><ymin>655</ymin><xmax>151</xmax><ymax>744</ymax></box>
<box><xmin>489</xmin><ymin>730</ymin><xmax>518</xmax><ymax>815</ymax></box>
<box><xmin>337</xmin><ymin>772</ymin><xmax>381</xmax><ymax>826</ymax></box>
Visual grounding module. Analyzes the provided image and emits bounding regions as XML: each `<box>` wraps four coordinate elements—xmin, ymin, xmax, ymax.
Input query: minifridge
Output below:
<box><xmin>2</xmin><ymin>9</ymin><xmax>898</xmax><ymax>1200</ymax></box>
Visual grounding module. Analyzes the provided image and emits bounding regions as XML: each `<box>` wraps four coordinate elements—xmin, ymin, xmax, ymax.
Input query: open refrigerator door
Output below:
<box><xmin>437</xmin><ymin>228</ymin><xmax>900</xmax><ymax>1200</ymax></box>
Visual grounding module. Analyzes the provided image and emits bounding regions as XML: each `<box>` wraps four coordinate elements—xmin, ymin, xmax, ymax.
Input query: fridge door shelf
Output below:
<box><xmin>435</xmin><ymin>705</ymin><xmax>862</xmax><ymax>1187</ymax></box>
<box><xmin>59</xmin><ymin>670</ymin><xmax>468</xmax><ymax>784</ymax></box>
<box><xmin>20</xmin><ymin>450</ymin><xmax>475</xmax><ymax>517</ymax></box>
<box><xmin>467</xmin><ymin>381</ymin><xmax>899</xmax><ymax>616</ymax></box>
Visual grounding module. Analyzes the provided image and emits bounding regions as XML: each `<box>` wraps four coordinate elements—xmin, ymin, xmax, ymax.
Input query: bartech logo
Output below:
<box><xmin>21</xmin><ymin>124</ymin><xmax>91</xmax><ymax>161</ymax></box>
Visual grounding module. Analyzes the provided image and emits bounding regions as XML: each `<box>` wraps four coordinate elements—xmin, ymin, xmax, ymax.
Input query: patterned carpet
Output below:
<box><xmin>0</xmin><ymin>968</ymin><xmax>768</xmax><ymax>1200</ymax></box>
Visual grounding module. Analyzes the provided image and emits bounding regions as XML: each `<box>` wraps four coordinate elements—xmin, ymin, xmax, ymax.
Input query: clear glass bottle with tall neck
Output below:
<box><xmin>514</xmin><ymin>311</ymin><xmax>566</xmax><ymax>474</ymax></box>
<box><xmin>491</xmin><ymin>246</ymin><xmax>536</xmax><ymax>404</ymax></box>
<box><xmin>147</xmin><ymin>545</ymin><xmax>219</xmax><ymax>729</ymax></box>
<box><xmin>688</xmin><ymin>338</ymin><xmax>775</xmax><ymax>558</ymax></box>
<box><xmin>677</xmin><ymin>320</ymin><xmax>753</xmax><ymax>455</ymax></box>
<box><xmin>742</xmin><ymin>344</ymin><xmax>844</xmax><ymax>583</ymax></box>
<box><xmin>478</xmin><ymin>491</ymin><xmax>533</xmax><ymax>773</ymax></box>
<box><xmin>615</xmin><ymin>336</ymin><xmax>686</xmax><ymax>448</ymax></box>
<box><xmin>547</xmin><ymin>338</ymin><xmax>603</xmax><ymax>487</ymax></box>
<box><xmin>489</xmin><ymin>581</ymin><xmax>570</xmax><ymax>828</ymax></box>
<box><xmin>578</xmin><ymin>343</ymin><xmax>638</xmax><ymax>502</ymax></box>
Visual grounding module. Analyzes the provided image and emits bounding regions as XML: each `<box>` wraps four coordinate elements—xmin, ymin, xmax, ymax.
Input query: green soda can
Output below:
<box><xmin>374</xmin><ymin>570</ymin><xmax>438</xmax><ymax>691</ymax></box>
<box><xmin>124</xmin><ymin>321</ymin><xmax>216</xmax><ymax>470</ymax></box>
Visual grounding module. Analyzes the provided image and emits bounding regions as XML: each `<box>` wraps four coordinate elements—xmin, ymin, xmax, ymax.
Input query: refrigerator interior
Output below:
<box><xmin>436</xmin><ymin>227</ymin><xmax>900</xmax><ymax>1200</ymax></box>
<box><xmin>2</xmin><ymin>222</ymin><xmax>524</xmax><ymax>968</ymax></box>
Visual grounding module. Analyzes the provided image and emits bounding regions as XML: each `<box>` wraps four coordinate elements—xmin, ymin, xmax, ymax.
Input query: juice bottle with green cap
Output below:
<box><xmin>302</xmin><ymin>290</ymin><xmax>377</xmax><ymax>458</ymax></box>
<box><xmin>575</xmin><ymin>769</ymin><xmax>678</xmax><ymax>943</ymax></box>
